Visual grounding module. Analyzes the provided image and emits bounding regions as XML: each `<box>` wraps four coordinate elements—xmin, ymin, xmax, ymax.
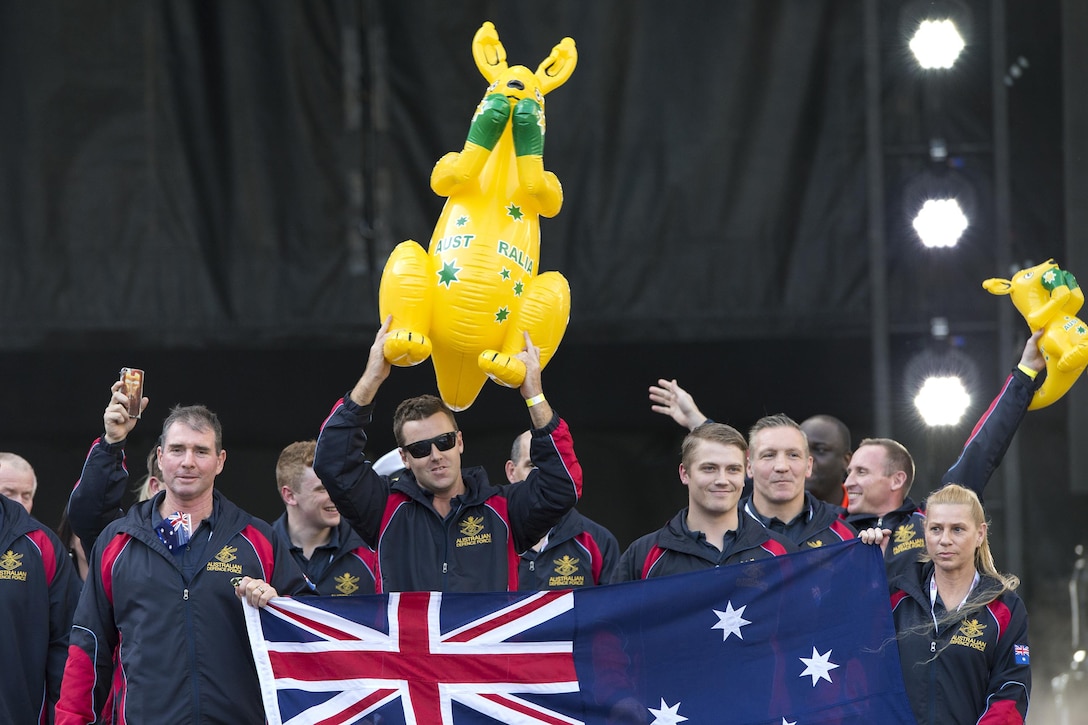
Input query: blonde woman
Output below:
<box><xmin>860</xmin><ymin>484</ymin><xmax>1030</xmax><ymax>724</ymax></box>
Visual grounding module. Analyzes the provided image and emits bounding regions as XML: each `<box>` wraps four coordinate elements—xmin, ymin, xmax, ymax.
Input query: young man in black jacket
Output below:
<box><xmin>614</xmin><ymin>422</ymin><xmax>792</xmax><ymax>582</ymax></box>
<box><xmin>273</xmin><ymin>440</ymin><xmax>377</xmax><ymax>596</ymax></box>
<box><xmin>314</xmin><ymin>317</ymin><xmax>582</xmax><ymax>593</ymax></box>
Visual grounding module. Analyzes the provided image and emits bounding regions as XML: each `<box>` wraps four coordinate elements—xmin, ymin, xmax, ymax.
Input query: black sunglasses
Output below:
<box><xmin>401</xmin><ymin>431</ymin><xmax>458</xmax><ymax>459</ymax></box>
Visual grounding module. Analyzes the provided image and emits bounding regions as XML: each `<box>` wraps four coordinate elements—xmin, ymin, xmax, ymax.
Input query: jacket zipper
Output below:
<box><xmin>442</xmin><ymin>502</ymin><xmax>463</xmax><ymax>588</ymax></box>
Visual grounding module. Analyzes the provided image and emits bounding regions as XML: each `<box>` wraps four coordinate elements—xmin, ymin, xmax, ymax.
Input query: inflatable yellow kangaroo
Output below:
<box><xmin>378</xmin><ymin>22</ymin><xmax>576</xmax><ymax>410</ymax></box>
<box><xmin>983</xmin><ymin>259</ymin><xmax>1088</xmax><ymax>409</ymax></box>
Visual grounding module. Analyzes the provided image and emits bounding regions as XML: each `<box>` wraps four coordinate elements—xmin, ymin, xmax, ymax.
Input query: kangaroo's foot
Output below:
<box><xmin>384</xmin><ymin>330</ymin><xmax>432</xmax><ymax>367</ymax></box>
<box><xmin>478</xmin><ymin>349</ymin><xmax>526</xmax><ymax>388</ymax></box>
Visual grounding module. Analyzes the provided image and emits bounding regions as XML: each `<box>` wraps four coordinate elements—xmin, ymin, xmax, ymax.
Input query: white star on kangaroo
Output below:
<box><xmin>799</xmin><ymin>646</ymin><xmax>840</xmax><ymax>686</ymax></box>
<box><xmin>711</xmin><ymin>601</ymin><xmax>751</xmax><ymax>641</ymax></box>
<box><xmin>648</xmin><ymin>698</ymin><xmax>688</xmax><ymax>725</ymax></box>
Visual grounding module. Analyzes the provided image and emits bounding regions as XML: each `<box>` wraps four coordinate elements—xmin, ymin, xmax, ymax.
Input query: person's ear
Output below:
<box><xmin>889</xmin><ymin>470</ymin><xmax>908</xmax><ymax>492</ymax></box>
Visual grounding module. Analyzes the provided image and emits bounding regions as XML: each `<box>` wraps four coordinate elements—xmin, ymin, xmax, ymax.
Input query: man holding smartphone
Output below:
<box><xmin>57</xmin><ymin>380</ymin><xmax>306</xmax><ymax>724</ymax></box>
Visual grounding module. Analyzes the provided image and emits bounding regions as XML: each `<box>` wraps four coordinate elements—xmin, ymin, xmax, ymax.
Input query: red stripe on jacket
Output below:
<box><xmin>25</xmin><ymin>529</ymin><xmax>58</xmax><ymax>586</ymax></box>
<box><xmin>829</xmin><ymin>519</ymin><xmax>856</xmax><ymax>542</ymax></box>
<box><xmin>239</xmin><ymin>525</ymin><xmax>275</xmax><ymax>582</ymax></box>
<box><xmin>101</xmin><ymin>534</ymin><xmax>133</xmax><ymax>606</ymax></box>
<box><xmin>548</xmin><ymin>419</ymin><xmax>583</xmax><ymax>499</ymax></box>
<box><xmin>575</xmin><ymin>531</ymin><xmax>605</xmax><ymax>585</ymax></box>
<box><xmin>375</xmin><ymin>493</ymin><xmax>412</xmax><ymax>594</ymax></box>
<box><xmin>642</xmin><ymin>545</ymin><xmax>667</xmax><ymax>580</ymax></box>
<box><xmin>483</xmin><ymin>496</ymin><xmax>518</xmax><ymax>591</ymax></box>
<box><xmin>987</xmin><ymin>599</ymin><xmax>1013</xmax><ymax>639</ymax></box>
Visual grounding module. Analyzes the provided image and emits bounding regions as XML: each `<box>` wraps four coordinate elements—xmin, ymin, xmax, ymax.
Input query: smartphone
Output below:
<box><xmin>120</xmin><ymin>367</ymin><xmax>145</xmax><ymax>418</ymax></box>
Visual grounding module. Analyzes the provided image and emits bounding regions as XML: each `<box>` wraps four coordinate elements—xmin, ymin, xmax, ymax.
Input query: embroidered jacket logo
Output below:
<box><xmin>456</xmin><ymin>516</ymin><xmax>492</xmax><ymax>548</ymax></box>
<box><xmin>548</xmin><ymin>555</ymin><xmax>585</xmax><ymax>587</ymax></box>
<box><xmin>891</xmin><ymin>523</ymin><xmax>925</xmax><ymax>556</ymax></box>
<box><xmin>806</xmin><ymin>540</ymin><xmax>824</xmax><ymax>548</ymax></box>
<box><xmin>207</xmin><ymin>544</ymin><xmax>243</xmax><ymax>575</ymax></box>
<box><xmin>0</xmin><ymin>550</ymin><xmax>27</xmax><ymax>581</ymax></box>
<box><xmin>950</xmin><ymin>618</ymin><xmax>988</xmax><ymax>652</ymax></box>
<box><xmin>460</xmin><ymin>517</ymin><xmax>485</xmax><ymax>537</ymax></box>
<box><xmin>335</xmin><ymin>573</ymin><xmax>360</xmax><ymax>595</ymax></box>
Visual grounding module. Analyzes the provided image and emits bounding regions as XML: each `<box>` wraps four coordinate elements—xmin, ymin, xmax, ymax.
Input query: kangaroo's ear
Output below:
<box><xmin>535</xmin><ymin>37</ymin><xmax>577</xmax><ymax>96</ymax></box>
<box><xmin>472</xmin><ymin>22</ymin><xmax>508</xmax><ymax>84</ymax></box>
<box><xmin>982</xmin><ymin>278</ymin><xmax>1013</xmax><ymax>296</ymax></box>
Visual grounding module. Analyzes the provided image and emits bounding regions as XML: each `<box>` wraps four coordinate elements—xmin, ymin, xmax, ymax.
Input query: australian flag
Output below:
<box><xmin>155</xmin><ymin>511</ymin><xmax>192</xmax><ymax>554</ymax></box>
<box><xmin>243</xmin><ymin>540</ymin><xmax>915</xmax><ymax>724</ymax></box>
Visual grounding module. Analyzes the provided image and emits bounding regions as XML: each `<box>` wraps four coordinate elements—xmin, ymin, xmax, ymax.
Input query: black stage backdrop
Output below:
<box><xmin>4</xmin><ymin>0</ymin><xmax>1048</xmax><ymax>347</ymax></box>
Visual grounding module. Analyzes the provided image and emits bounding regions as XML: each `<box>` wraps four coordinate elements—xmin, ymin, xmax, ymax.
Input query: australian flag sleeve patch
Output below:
<box><xmin>1014</xmin><ymin>644</ymin><xmax>1030</xmax><ymax>664</ymax></box>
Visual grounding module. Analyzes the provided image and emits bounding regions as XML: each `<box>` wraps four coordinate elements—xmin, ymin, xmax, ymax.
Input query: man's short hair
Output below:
<box><xmin>509</xmin><ymin>431</ymin><xmax>531</xmax><ymax>467</ymax></box>
<box><xmin>748</xmin><ymin>413</ymin><xmax>807</xmax><ymax>455</ymax></box>
<box><xmin>0</xmin><ymin>452</ymin><xmax>36</xmax><ymax>495</ymax></box>
<box><xmin>392</xmin><ymin>395</ymin><xmax>458</xmax><ymax>446</ymax></box>
<box><xmin>803</xmin><ymin>414</ymin><xmax>852</xmax><ymax>452</ymax></box>
<box><xmin>276</xmin><ymin>440</ymin><xmax>317</xmax><ymax>493</ymax></box>
<box><xmin>856</xmin><ymin>437</ymin><xmax>916</xmax><ymax>493</ymax></box>
<box><xmin>161</xmin><ymin>404</ymin><xmax>223</xmax><ymax>452</ymax></box>
<box><xmin>146</xmin><ymin>440</ymin><xmax>164</xmax><ymax>479</ymax></box>
<box><xmin>681</xmin><ymin>423</ymin><xmax>748</xmax><ymax>468</ymax></box>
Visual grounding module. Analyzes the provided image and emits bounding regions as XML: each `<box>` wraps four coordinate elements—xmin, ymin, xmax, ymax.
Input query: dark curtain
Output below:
<box><xmin>0</xmin><ymin>0</ymin><xmax>908</xmax><ymax>349</ymax></box>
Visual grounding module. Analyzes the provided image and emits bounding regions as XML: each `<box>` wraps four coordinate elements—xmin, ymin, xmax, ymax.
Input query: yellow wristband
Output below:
<box><xmin>1016</xmin><ymin>363</ymin><xmax>1039</xmax><ymax>380</ymax></box>
<box><xmin>525</xmin><ymin>394</ymin><xmax>546</xmax><ymax>408</ymax></box>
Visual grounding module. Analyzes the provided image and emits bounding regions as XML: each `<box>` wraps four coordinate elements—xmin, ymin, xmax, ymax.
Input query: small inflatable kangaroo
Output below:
<box><xmin>983</xmin><ymin>259</ymin><xmax>1088</xmax><ymax>409</ymax></box>
<box><xmin>378</xmin><ymin>22</ymin><xmax>576</xmax><ymax>410</ymax></box>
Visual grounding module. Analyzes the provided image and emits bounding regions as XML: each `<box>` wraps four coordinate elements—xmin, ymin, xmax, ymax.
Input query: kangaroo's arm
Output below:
<box><xmin>511</xmin><ymin>98</ymin><xmax>562</xmax><ymax>217</ymax></box>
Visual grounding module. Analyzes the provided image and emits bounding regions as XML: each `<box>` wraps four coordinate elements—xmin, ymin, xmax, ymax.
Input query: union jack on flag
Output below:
<box><xmin>167</xmin><ymin>511</ymin><xmax>191</xmax><ymax>533</ymax></box>
<box><xmin>245</xmin><ymin>541</ymin><xmax>917</xmax><ymax>724</ymax></box>
<box><xmin>246</xmin><ymin>588</ymin><xmax>581</xmax><ymax>724</ymax></box>
<box><xmin>1014</xmin><ymin>644</ymin><xmax>1030</xmax><ymax>664</ymax></box>
<box><xmin>154</xmin><ymin>511</ymin><xmax>192</xmax><ymax>552</ymax></box>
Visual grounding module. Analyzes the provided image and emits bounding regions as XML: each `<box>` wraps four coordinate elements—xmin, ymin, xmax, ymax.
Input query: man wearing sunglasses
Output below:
<box><xmin>313</xmin><ymin>317</ymin><xmax>583</xmax><ymax>593</ymax></box>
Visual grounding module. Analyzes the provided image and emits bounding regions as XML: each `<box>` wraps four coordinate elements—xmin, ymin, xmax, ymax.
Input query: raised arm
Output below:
<box><xmin>940</xmin><ymin>331</ymin><xmax>1045</xmax><ymax>499</ymax></box>
<box><xmin>68</xmin><ymin>380</ymin><xmax>150</xmax><ymax>558</ymax></box>
<box><xmin>649</xmin><ymin>378</ymin><xmax>710</xmax><ymax>431</ymax></box>
<box><xmin>314</xmin><ymin>318</ymin><xmax>395</xmax><ymax>547</ymax></box>
<box><xmin>506</xmin><ymin>332</ymin><xmax>582</xmax><ymax>553</ymax></box>
<box><xmin>349</xmin><ymin>316</ymin><xmax>393</xmax><ymax>407</ymax></box>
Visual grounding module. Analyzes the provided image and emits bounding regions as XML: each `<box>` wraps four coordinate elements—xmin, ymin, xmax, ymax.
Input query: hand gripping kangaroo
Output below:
<box><xmin>983</xmin><ymin>259</ymin><xmax>1088</xmax><ymax>409</ymax></box>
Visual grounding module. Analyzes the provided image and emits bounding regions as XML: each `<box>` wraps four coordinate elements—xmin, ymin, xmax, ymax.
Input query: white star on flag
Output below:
<box><xmin>799</xmin><ymin>646</ymin><xmax>840</xmax><ymax>686</ymax></box>
<box><xmin>782</xmin><ymin>718</ymin><xmax>797</xmax><ymax>725</ymax></box>
<box><xmin>648</xmin><ymin>698</ymin><xmax>688</xmax><ymax>725</ymax></box>
<box><xmin>711</xmin><ymin>601</ymin><xmax>752</xmax><ymax>641</ymax></box>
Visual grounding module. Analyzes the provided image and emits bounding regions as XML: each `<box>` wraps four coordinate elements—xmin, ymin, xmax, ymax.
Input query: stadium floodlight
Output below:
<box><xmin>904</xmin><ymin>340</ymin><xmax>979</xmax><ymax>429</ymax></box>
<box><xmin>909</xmin><ymin>19</ymin><xmax>966</xmax><ymax>70</ymax></box>
<box><xmin>912</xmin><ymin>198</ymin><xmax>969</xmax><ymax>248</ymax></box>
<box><xmin>903</xmin><ymin>169</ymin><xmax>975</xmax><ymax>249</ymax></box>
<box><xmin>913</xmin><ymin>374</ymin><xmax>971</xmax><ymax>426</ymax></box>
